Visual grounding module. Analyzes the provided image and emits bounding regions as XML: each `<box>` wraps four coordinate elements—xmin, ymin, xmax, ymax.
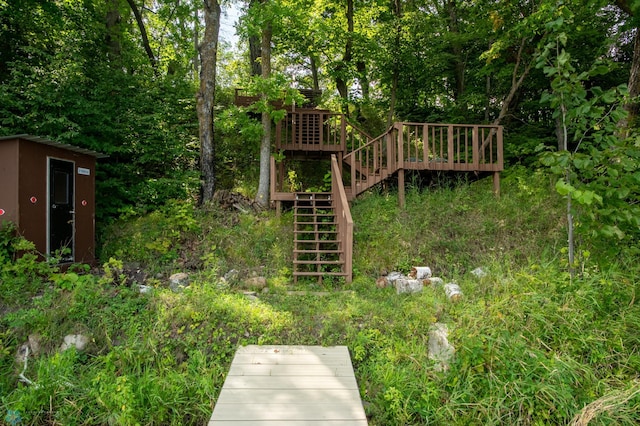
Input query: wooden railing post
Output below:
<box><xmin>270</xmin><ymin>155</ymin><xmax>277</xmax><ymax>197</ymax></box>
<box><xmin>472</xmin><ymin>126</ymin><xmax>479</xmax><ymax>168</ymax></box>
<box><xmin>423</xmin><ymin>124</ymin><xmax>429</xmax><ymax>163</ymax></box>
<box><xmin>447</xmin><ymin>125</ymin><xmax>454</xmax><ymax>167</ymax></box>
<box><xmin>319</xmin><ymin>112</ymin><xmax>325</xmax><ymax>148</ymax></box>
<box><xmin>275</xmin><ymin>119</ymin><xmax>282</xmax><ymax>149</ymax></box>
<box><xmin>331</xmin><ymin>155</ymin><xmax>353</xmax><ymax>283</ymax></box>
<box><xmin>497</xmin><ymin>126</ymin><xmax>504</xmax><ymax>170</ymax></box>
<box><xmin>341</xmin><ymin>115</ymin><xmax>347</xmax><ymax>152</ymax></box>
<box><xmin>397</xmin><ymin>123</ymin><xmax>404</xmax><ymax>169</ymax></box>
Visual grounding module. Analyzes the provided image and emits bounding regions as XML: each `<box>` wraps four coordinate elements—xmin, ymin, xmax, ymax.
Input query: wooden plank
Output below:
<box><xmin>210</xmin><ymin>403</ymin><xmax>365</xmax><ymax>421</ymax></box>
<box><xmin>222</xmin><ymin>375</ymin><xmax>358</xmax><ymax>390</ymax></box>
<box><xmin>209</xmin><ymin>420</ymin><xmax>367</xmax><ymax>426</ymax></box>
<box><xmin>210</xmin><ymin>345</ymin><xmax>367</xmax><ymax>424</ymax></box>
<box><xmin>228</xmin><ymin>364</ymin><xmax>354</xmax><ymax>377</ymax></box>
<box><xmin>216</xmin><ymin>388</ymin><xmax>362</xmax><ymax>404</ymax></box>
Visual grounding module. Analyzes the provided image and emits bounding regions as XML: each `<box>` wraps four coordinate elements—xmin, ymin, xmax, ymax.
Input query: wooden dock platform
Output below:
<box><xmin>208</xmin><ymin>345</ymin><xmax>368</xmax><ymax>425</ymax></box>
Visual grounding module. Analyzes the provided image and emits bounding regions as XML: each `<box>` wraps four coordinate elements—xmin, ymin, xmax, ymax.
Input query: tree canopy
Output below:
<box><xmin>1</xmin><ymin>0</ymin><xmax>638</xmax><ymax>242</ymax></box>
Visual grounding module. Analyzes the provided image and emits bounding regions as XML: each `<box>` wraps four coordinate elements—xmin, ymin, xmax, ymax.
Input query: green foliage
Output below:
<box><xmin>100</xmin><ymin>200</ymin><xmax>199</xmax><ymax>271</ymax></box>
<box><xmin>0</xmin><ymin>227</ymin><xmax>57</xmax><ymax>306</ymax></box>
<box><xmin>3</xmin><ymin>175</ymin><xmax>640</xmax><ymax>424</ymax></box>
<box><xmin>352</xmin><ymin>170</ymin><xmax>563</xmax><ymax>276</ymax></box>
<box><xmin>536</xmin><ymin>7</ymin><xmax>640</xmax><ymax>247</ymax></box>
<box><xmin>0</xmin><ymin>0</ymin><xmax>200</xmax><ymax>222</ymax></box>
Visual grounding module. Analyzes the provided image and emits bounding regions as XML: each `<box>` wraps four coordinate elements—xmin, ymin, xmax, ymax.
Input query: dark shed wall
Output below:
<box><xmin>0</xmin><ymin>140</ymin><xmax>19</xmax><ymax>225</ymax></box>
<box><xmin>18</xmin><ymin>140</ymin><xmax>48</xmax><ymax>255</ymax></box>
<box><xmin>73</xmin><ymin>156</ymin><xmax>96</xmax><ymax>264</ymax></box>
<box><xmin>18</xmin><ymin>139</ymin><xmax>97</xmax><ymax>263</ymax></box>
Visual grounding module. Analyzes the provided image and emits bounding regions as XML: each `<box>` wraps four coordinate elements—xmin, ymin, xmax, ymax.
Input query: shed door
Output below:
<box><xmin>49</xmin><ymin>158</ymin><xmax>74</xmax><ymax>261</ymax></box>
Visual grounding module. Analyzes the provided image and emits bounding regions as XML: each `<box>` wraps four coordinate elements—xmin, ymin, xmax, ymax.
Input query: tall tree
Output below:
<box><xmin>125</xmin><ymin>0</ymin><xmax>158</xmax><ymax>70</ymax></box>
<box><xmin>255</xmin><ymin>0</ymin><xmax>273</xmax><ymax>208</ymax></box>
<box><xmin>197</xmin><ymin>0</ymin><xmax>221</xmax><ymax>203</ymax></box>
<box><xmin>614</xmin><ymin>0</ymin><xmax>640</xmax><ymax>130</ymax></box>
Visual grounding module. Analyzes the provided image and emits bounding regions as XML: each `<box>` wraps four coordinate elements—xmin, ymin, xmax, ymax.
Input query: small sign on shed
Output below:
<box><xmin>0</xmin><ymin>134</ymin><xmax>107</xmax><ymax>264</ymax></box>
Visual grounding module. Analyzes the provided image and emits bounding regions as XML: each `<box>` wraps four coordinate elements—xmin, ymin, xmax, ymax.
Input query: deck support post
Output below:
<box><xmin>493</xmin><ymin>171</ymin><xmax>500</xmax><ymax>197</ymax></box>
<box><xmin>275</xmin><ymin>200</ymin><xmax>282</xmax><ymax>217</ymax></box>
<box><xmin>398</xmin><ymin>168</ymin><xmax>405</xmax><ymax>208</ymax></box>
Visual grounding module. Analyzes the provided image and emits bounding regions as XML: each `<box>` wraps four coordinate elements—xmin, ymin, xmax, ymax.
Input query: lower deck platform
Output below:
<box><xmin>208</xmin><ymin>345</ymin><xmax>368</xmax><ymax>425</ymax></box>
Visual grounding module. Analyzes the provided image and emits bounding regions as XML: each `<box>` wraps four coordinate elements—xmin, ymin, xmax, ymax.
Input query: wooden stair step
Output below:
<box><xmin>294</xmin><ymin>230</ymin><xmax>338</xmax><ymax>234</ymax></box>
<box><xmin>293</xmin><ymin>249</ymin><xmax>342</xmax><ymax>254</ymax></box>
<box><xmin>294</xmin><ymin>221</ymin><xmax>338</xmax><ymax>225</ymax></box>
<box><xmin>294</xmin><ymin>240</ymin><xmax>341</xmax><ymax>245</ymax></box>
<box><xmin>293</xmin><ymin>260</ymin><xmax>344</xmax><ymax>265</ymax></box>
<box><xmin>293</xmin><ymin>191</ymin><xmax>346</xmax><ymax>283</ymax></box>
<box><xmin>293</xmin><ymin>271</ymin><xmax>348</xmax><ymax>277</ymax></box>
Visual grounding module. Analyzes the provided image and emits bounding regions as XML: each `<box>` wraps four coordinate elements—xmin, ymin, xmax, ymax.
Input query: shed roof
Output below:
<box><xmin>0</xmin><ymin>134</ymin><xmax>109</xmax><ymax>158</ymax></box>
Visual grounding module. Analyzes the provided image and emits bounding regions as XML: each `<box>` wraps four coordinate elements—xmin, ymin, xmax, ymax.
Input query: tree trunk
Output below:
<box><xmin>255</xmin><ymin>15</ymin><xmax>272</xmax><ymax>208</ymax></box>
<box><xmin>196</xmin><ymin>0</ymin><xmax>221</xmax><ymax>204</ymax></box>
<box><xmin>493</xmin><ymin>38</ymin><xmax>532</xmax><ymax>126</ymax></box>
<box><xmin>249</xmin><ymin>34</ymin><xmax>262</xmax><ymax>76</ymax></box>
<box><xmin>387</xmin><ymin>72</ymin><xmax>398</xmax><ymax>126</ymax></box>
<box><xmin>310</xmin><ymin>55</ymin><xmax>320</xmax><ymax>91</ymax></box>
<box><xmin>336</xmin><ymin>0</ymin><xmax>354</xmax><ymax>115</ymax></box>
<box><xmin>387</xmin><ymin>0</ymin><xmax>402</xmax><ymax>126</ymax></box>
<box><xmin>249</xmin><ymin>0</ymin><xmax>263</xmax><ymax>77</ymax></box>
<box><xmin>105</xmin><ymin>0</ymin><xmax>122</xmax><ymax>61</ymax></box>
<box><xmin>614</xmin><ymin>1</ymin><xmax>638</xmax><ymax>132</ymax></box>
<box><xmin>125</xmin><ymin>0</ymin><xmax>157</xmax><ymax>70</ymax></box>
<box><xmin>620</xmin><ymin>28</ymin><xmax>640</xmax><ymax>131</ymax></box>
<box><xmin>357</xmin><ymin>60</ymin><xmax>369</xmax><ymax>101</ymax></box>
<box><xmin>193</xmin><ymin>6</ymin><xmax>199</xmax><ymax>79</ymax></box>
<box><xmin>446</xmin><ymin>0</ymin><xmax>464</xmax><ymax>101</ymax></box>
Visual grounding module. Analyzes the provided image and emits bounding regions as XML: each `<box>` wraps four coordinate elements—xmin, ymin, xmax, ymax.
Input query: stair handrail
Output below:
<box><xmin>343</xmin><ymin>124</ymin><xmax>396</xmax><ymax>161</ymax></box>
<box><xmin>331</xmin><ymin>155</ymin><xmax>353</xmax><ymax>284</ymax></box>
<box><xmin>343</xmin><ymin>118</ymin><xmax>376</xmax><ymax>152</ymax></box>
<box><xmin>343</xmin><ymin>124</ymin><xmax>399</xmax><ymax>196</ymax></box>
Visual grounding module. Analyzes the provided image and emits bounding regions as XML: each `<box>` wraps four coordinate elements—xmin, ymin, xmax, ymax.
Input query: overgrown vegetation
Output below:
<box><xmin>2</xmin><ymin>170</ymin><xmax>639</xmax><ymax>425</ymax></box>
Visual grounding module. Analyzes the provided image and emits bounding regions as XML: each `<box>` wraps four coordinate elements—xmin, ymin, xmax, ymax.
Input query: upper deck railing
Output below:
<box><xmin>344</xmin><ymin>122</ymin><xmax>503</xmax><ymax>196</ymax></box>
<box><xmin>275</xmin><ymin>110</ymin><xmax>373</xmax><ymax>154</ymax></box>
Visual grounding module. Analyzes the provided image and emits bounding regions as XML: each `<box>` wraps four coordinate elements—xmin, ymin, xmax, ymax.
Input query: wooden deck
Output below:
<box><xmin>209</xmin><ymin>345</ymin><xmax>367</xmax><ymax>425</ymax></box>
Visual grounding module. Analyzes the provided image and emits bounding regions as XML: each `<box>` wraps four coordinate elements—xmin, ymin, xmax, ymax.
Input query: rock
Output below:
<box><xmin>444</xmin><ymin>282</ymin><xmax>463</xmax><ymax>302</ymax></box>
<box><xmin>386</xmin><ymin>271</ymin><xmax>404</xmax><ymax>283</ymax></box>
<box><xmin>169</xmin><ymin>272</ymin><xmax>190</xmax><ymax>292</ymax></box>
<box><xmin>245</xmin><ymin>293</ymin><xmax>259</xmax><ymax>301</ymax></box>
<box><xmin>16</xmin><ymin>335</ymin><xmax>43</xmax><ymax>364</ymax></box>
<box><xmin>261</xmin><ymin>287</ymin><xmax>270</xmax><ymax>294</ymax></box>
<box><xmin>428</xmin><ymin>323</ymin><xmax>455</xmax><ymax>372</ymax></box>
<box><xmin>224</xmin><ymin>269</ymin><xmax>239</xmax><ymax>282</ymax></box>
<box><xmin>471</xmin><ymin>267</ymin><xmax>487</xmax><ymax>278</ymax></box>
<box><xmin>409</xmin><ymin>266</ymin><xmax>432</xmax><ymax>279</ymax></box>
<box><xmin>138</xmin><ymin>284</ymin><xmax>153</xmax><ymax>294</ymax></box>
<box><xmin>376</xmin><ymin>276</ymin><xmax>389</xmax><ymax>288</ymax></box>
<box><xmin>395</xmin><ymin>278</ymin><xmax>423</xmax><ymax>294</ymax></box>
<box><xmin>428</xmin><ymin>277</ymin><xmax>444</xmax><ymax>287</ymax></box>
<box><xmin>60</xmin><ymin>334</ymin><xmax>89</xmax><ymax>352</ymax></box>
<box><xmin>28</xmin><ymin>334</ymin><xmax>41</xmax><ymax>356</ymax></box>
<box><xmin>244</xmin><ymin>276</ymin><xmax>267</xmax><ymax>290</ymax></box>
<box><xmin>15</xmin><ymin>343</ymin><xmax>29</xmax><ymax>364</ymax></box>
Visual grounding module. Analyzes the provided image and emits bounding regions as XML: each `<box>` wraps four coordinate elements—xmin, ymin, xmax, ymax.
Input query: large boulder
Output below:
<box><xmin>60</xmin><ymin>334</ymin><xmax>90</xmax><ymax>352</ymax></box>
<box><xmin>428</xmin><ymin>323</ymin><xmax>455</xmax><ymax>372</ymax></box>
<box><xmin>169</xmin><ymin>272</ymin><xmax>190</xmax><ymax>292</ymax></box>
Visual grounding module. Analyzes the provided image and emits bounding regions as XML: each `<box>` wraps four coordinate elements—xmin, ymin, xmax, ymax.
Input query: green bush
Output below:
<box><xmin>2</xmin><ymin>170</ymin><xmax>640</xmax><ymax>424</ymax></box>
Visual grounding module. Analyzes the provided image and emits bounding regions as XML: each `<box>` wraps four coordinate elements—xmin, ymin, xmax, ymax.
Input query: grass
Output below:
<box><xmin>1</xmin><ymin>168</ymin><xmax>640</xmax><ymax>425</ymax></box>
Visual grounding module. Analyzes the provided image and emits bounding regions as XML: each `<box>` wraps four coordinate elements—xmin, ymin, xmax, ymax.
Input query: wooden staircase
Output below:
<box><xmin>265</xmin><ymin>111</ymin><xmax>503</xmax><ymax>285</ymax></box>
<box><xmin>293</xmin><ymin>192</ymin><xmax>348</xmax><ymax>283</ymax></box>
